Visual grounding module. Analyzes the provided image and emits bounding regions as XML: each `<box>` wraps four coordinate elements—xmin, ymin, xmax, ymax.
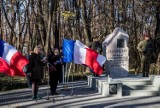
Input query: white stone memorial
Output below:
<box><xmin>102</xmin><ymin>27</ymin><xmax>129</xmax><ymax>78</ymax></box>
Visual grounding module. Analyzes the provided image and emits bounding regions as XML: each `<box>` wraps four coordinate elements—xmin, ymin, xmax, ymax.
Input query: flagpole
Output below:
<box><xmin>71</xmin><ymin>67</ymin><xmax>74</xmax><ymax>96</ymax></box>
<box><xmin>62</xmin><ymin>63</ymin><xmax>69</xmax><ymax>90</ymax></box>
<box><xmin>67</xmin><ymin>62</ymin><xmax>74</xmax><ymax>96</ymax></box>
<box><xmin>61</xmin><ymin>11</ymin><xmax>76</xmax><ymax>94</ymax></box>
<box><xmin>67</xmin><ymin>63</ymin><xmax>72</xmax><ymax>83</ymax></box>
<box><xmin>46</xmin><ymin>63</ymin><xmax>50</xmax><ymax>100</ymax></box>
<box><xmin>62</xmin><ymin>64</ymin><xmax>64</xmax><ymax>85</ymax></box>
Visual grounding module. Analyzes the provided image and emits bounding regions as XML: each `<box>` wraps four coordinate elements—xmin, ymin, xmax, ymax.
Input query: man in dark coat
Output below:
<box><xmin>47</xmin><ymin>48</ymin><xmax>63</xmax><ymax>95</ymax></box>
<box><xmin>27</xmin><ymin>45</ymin><xmax>44</xmax><ymax>99</ymax></box>
<box><xmin>137</xmin><ymin>34</ymin><xmax>154</xmax><ymax>77</ymax></box>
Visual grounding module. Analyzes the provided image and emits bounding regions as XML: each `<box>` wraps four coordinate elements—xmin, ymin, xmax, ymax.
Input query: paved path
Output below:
<box><xmin>0</xmin><ymin>80</ymin><xmax>160</xmax><ymax>108</ymax></box>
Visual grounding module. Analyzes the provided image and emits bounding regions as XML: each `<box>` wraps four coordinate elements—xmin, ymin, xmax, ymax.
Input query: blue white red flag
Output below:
<box><xmin>0</xmin><ymin>40</ymin><xmax>29</xmax><ymax>77</ymax></box>
<box><xmin>62</xmin><ymin>39</ymin><xmax>106</xmax><ymax>75</ymax></box>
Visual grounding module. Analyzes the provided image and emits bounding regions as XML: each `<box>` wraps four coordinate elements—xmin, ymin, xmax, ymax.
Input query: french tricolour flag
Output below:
<box><xmin>63</xmin><ymin>39</ymin><xmax>106</xmax><ymax>75</ymax></box>
<box><xmin>0</xmin><ymin>40</ymin><xmax>29</xmax><ymax>77</ymax></box>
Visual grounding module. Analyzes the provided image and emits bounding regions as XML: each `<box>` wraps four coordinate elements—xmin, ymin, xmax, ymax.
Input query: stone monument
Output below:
<box><xmin>102</xmin><ymin>27</ymin><xmax>129</xmax><ymax>77</ymax></box>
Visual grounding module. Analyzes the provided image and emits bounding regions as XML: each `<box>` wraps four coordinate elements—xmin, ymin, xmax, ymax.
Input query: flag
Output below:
<box><xmin>0</xmin><ymin>58</ymin><xmax>10</xmax><ymax>74</ymax></box>
<box><xmin>0</xmin><ymin>40</ymin><xmax>29</xmax><ymax>77</ymax></box>
<box><xmin>62</xmin><ymin>39</ymin><xmax>106</xmax><ymax>75</ymax></box>
<box><xmin>74</xmin><ymin>40</ymin><xmax>106</xmax><ymax>75</ymax></box>
<box><xmin>62</xmin><ymin>39</ymin><xmax>75</xmax><ymax>62</ymax></box>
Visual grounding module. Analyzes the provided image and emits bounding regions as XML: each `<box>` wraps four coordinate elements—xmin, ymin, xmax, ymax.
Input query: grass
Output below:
<box><xmin>0</xmin><ymin>74</ymin><xmax>28</xmax><ymax>91</ymax></box>
<box><xmin>0</xmin><ymin>72</ymin><xmax>91</xmax><ymax>91</ymax></box>
<box><xmin>0</xmin><ymin>69</ymin><xmax>141</xmax><ymax>91</ymax></box>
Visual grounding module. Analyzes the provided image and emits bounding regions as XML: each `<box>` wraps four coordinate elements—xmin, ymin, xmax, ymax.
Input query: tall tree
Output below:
<box><xmin>81</xmin><ymin>0</ymin><xmax>91</xmax><ymax>45</ymax></box>
<box><xmin>44</xmin><ymin>0</ymin><xmax>54</xmax><ymax>54</ymax></box>
<box><xmin>53</xmin><ymin>0</ymin><xmax>59</xmax><ymax>48</ymax></box>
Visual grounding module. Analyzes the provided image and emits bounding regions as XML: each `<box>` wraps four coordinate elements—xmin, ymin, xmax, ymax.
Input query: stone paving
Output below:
<box><xmin>0</xmin><ymin>80</ymin><xmax>160</xmax><ymax>108</ymax></box>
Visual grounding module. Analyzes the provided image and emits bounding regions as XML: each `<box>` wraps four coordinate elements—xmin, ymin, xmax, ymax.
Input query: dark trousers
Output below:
<box><xmin>49</xmin><ymin>72</ymin><xmax>59</xmax><ymax>95</ymax></box>
<box><xmin>141</xmin><ymin>55</ymin><xmax>151</xmax><ymax>77</ymax></box>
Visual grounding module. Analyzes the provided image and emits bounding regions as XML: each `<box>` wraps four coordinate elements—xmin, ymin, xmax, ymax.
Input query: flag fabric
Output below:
<box><xmin>62</xmin><ymin>39</ymin><xmax>75</xmax><ymax>62</ymax></box>
<box><xmin>62</xmin><ymin>39</ymin><xmax>106</xmax><ymax>75</ymax></box>
<box><xmin>0</xmin><ymin>57</ymin><xmax>10</xmax><ymax>74</ymax></box>
<box><xmin>74</xmin><ymin>40</ymin><xmax>106</xmax><ymax>75</ymax></box>
<box><xmin>0</xmin><ymin>40</ymin><xmax>29</xmax><ymax>77</ymax></box>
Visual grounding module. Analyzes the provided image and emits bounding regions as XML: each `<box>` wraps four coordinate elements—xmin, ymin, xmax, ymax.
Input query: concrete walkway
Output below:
<box><xmin>0</xmin><ymin>80</ymin><xmax>160</xmax><ymax>108</ymax></box>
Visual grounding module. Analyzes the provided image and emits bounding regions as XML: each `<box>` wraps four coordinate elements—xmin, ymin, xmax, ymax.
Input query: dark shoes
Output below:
<box><xmin>54</xmin><ymin>92</ymin><xmax>59</xmax><ymax>95</ymax></box>
<box><xmin>143</xmin><ymin>74</ymin><xmax>149</xmax><ymax>77</ymax></box>
<box><xmin>51</xmin><ymin>92</ymin><xmax>59</xmax><ymax>95</ymax></box>
<box><xmin>32</xmin><ymin>95</ymin><xmax>42</xmax><ymax>100</ymax></box>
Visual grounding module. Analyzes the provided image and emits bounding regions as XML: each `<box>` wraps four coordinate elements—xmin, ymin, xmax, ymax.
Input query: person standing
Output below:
<box><xmin>27</xmin><ymin>45</ymin><xmax>44</xmax><ymax>100</ymax></box>
<box><xmin>47</xmin><ymin>48</ymin><xmax>63</xmax><ymax>95</ymax></box>
<box><xmin>91</xmin><ymin>36</ymin><xmax>102</xmax><ymax>54</ymax></box>
<box><xmin>137</xmin><ymin>34</ymin><xmax>154</xmax><ymax>77</ymax></box>
<box><xmin>25</xmin><ymin>50</ymin><xmax>33</xmax><ymax>88</ymax></box>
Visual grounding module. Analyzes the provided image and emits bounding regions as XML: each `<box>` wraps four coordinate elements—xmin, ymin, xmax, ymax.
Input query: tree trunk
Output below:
<box><xmin>54</xmin><ymin>0</ymin><xmax>59</xmax><ymax>48</ymax></box>
<box><xmin>80</xmin><ymin>0</ymin><xmax>91</xmax><ymax>45</ymax></box>
<box><xmin>155</xmin><ymin>5</ymin><xmax>160</xmax><ymax>38</ymax></box>
<box><xmin>44</xmin><ymin>0</ymin><xmax>54</xmax><ymax>55</ymax></box>
<box><xmin>37</xmin><ymin>0</ymin><xmax>47</xmax><ymax>48</ymax></box>
<box><xmin>132</xmin><ymin>0</ymin><xmax>139</xmax><ymax>74</ymax></box>
<box><xmin>110</xmin><ymin>0</ymin><xmax>114</xmax><ymax>30</ymax></box>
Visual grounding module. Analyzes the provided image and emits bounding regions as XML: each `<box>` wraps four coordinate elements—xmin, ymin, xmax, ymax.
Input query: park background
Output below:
<box><xmin>0</xmin><ymin>0</ymin><xmax>160</xmax><ymax>91</ymax></box>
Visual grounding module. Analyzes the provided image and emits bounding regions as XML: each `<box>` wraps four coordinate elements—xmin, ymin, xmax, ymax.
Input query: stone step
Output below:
<box><xmin>122</xmin><ymin>90</ymin><xmax>159</xmax><ymax>96</ymax></box>
<box><xmin>121</xmin><ymin>80</ymin><xmax>152</xmax><ymax>85</ymax></box>
<box><xmin>88</xmin><ymin>76</ymin><xmax>160</xmax><ymax>97</ymax></box>
<box><xmin>122</xmin><ymin>85</ymin><xmax>157</xmax><ymax>90</ymax></box>
<box><xmin>113</xmin><ymin>77</ymin><xmax>150</xmax><ymax>82</ymax></box>
<box><xmin>111</xmin><ymin>77</ymin><xmax>152</xmax><ymax>85</ymax></box>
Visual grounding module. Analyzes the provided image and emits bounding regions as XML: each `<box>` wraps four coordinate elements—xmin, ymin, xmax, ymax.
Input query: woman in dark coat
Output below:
<box><xmin>27</xmin><ymin>45</ymin><xmax>44</xmax><ymax>99</ymax></box>
<box><xmin>47</xmin><ymin>48</ymin><xmax>63</xmax><ymax>95</ymax></box>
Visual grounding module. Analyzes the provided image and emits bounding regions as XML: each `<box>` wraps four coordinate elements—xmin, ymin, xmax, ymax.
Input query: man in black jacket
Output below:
<box><xmin>47</xmin><ymin>48</ymin><xmax>63</xmax><ymax>95</ymax></box>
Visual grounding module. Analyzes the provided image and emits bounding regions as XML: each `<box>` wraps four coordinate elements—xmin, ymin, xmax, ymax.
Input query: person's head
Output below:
<box><xmin>33</xmin><ymin>45</ymin><xmax>42</xmax><ymax>55</ymax></box>
<box><xmin>53</xmin><ymin>48</ymin><xmax>60</xmax><ymax>56</ymax></box>
<box><xmin>29</xmin><ymin>50</ymin><xmax>33</xmax><ymax>55</ymax></box>
<box><xmin>144</xmin><ymin>34</ymin><xmax>150</xmax><ymax>41</ymax></box>
<box><xmin>93</xmin><ymin>36</ymin><xmax>98</xmax><ymax>42</ymax></box>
